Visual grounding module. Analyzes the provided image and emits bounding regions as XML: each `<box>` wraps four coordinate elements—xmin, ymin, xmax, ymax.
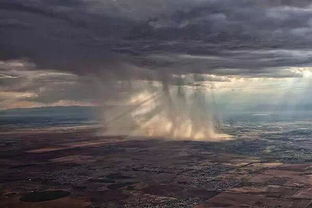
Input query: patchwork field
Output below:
<box><xmin>2</xmin><ymin>125</ymin><xmax>312</xmax><ymax>207</ymax></box>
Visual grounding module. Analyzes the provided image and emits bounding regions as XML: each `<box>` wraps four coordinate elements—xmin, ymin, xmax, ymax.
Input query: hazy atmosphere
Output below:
<box><xmin>2</xmin><ymin>1</ymin><xmax>312</xmax><ymax>207</ymax></box>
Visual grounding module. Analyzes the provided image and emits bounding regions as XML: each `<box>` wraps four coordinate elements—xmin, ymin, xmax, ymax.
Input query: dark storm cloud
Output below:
<box><xmin>1</xmin><ymin>0</ymin><xmax>312</xmax><ymax>78</ymax></box>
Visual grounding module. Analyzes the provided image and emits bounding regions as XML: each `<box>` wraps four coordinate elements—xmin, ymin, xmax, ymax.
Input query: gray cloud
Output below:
<box><xmin>1</xmin><ymin>0</ymin><xmax>312</xmax><ymax>80</ymax></box>
<box><xmin>0</xmin><ymin>59</ymin><xmax>103</xmax><ymax>108</ymax></box>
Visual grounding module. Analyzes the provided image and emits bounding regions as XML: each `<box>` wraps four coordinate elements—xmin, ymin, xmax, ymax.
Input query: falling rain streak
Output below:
<box><xmin>101</xmin><ymin>75</ymin><xmax>231</xmax><ymax>140</ymax></box>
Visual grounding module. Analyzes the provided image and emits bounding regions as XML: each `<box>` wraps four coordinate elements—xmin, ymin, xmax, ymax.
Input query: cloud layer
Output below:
<box><xmin>1</xmin><ymin>0</ymin><xmax>312</xmax><ymax>109</ymax></box>
<box><xmin>1</xmin><ymin>0</ymin><xmax>312</xmax><ymax>77</ymax></box>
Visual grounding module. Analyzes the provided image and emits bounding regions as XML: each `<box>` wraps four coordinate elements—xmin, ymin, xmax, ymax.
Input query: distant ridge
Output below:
<box><xmin>0</xmin><ymin>106</ymin><xmax>99</xmax><ymax>128</ymax></box>
<box><xmin>0</xmin><ymin>106</ymin><xmax>99</xmax><ymax>114</ymax></box>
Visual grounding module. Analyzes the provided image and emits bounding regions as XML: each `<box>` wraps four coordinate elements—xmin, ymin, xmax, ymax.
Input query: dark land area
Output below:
<box><xmin>2</xmin><ymin>120</ymin><xmax>312</xmax><ymax>208</ymax></box>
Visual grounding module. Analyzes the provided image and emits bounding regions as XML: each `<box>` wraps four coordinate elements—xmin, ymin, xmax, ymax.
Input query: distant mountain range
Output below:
<box><xmin>0</xmin><ymin>106</ymin><xmax>100</xmax><ymax>128</ymax></box>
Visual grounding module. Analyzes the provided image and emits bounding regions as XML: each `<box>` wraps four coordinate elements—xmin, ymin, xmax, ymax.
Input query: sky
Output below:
<box><xmin>1</xmin><ymin>0</ymin><xmax>312</xmax><ymax>111</ymax></box>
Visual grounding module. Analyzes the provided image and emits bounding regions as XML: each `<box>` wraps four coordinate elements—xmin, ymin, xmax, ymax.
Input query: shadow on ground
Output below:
<box><xmin>1</xmin><ymin>127</ymin><xmax>312</xmax><ymax>207</ymax></box>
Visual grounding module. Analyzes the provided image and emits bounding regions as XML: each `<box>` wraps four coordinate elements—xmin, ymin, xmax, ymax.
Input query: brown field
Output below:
<box><xmin>2</xmin><ymin>126</ymin><xmax>312</xmax><ymax>208</ymax></box>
